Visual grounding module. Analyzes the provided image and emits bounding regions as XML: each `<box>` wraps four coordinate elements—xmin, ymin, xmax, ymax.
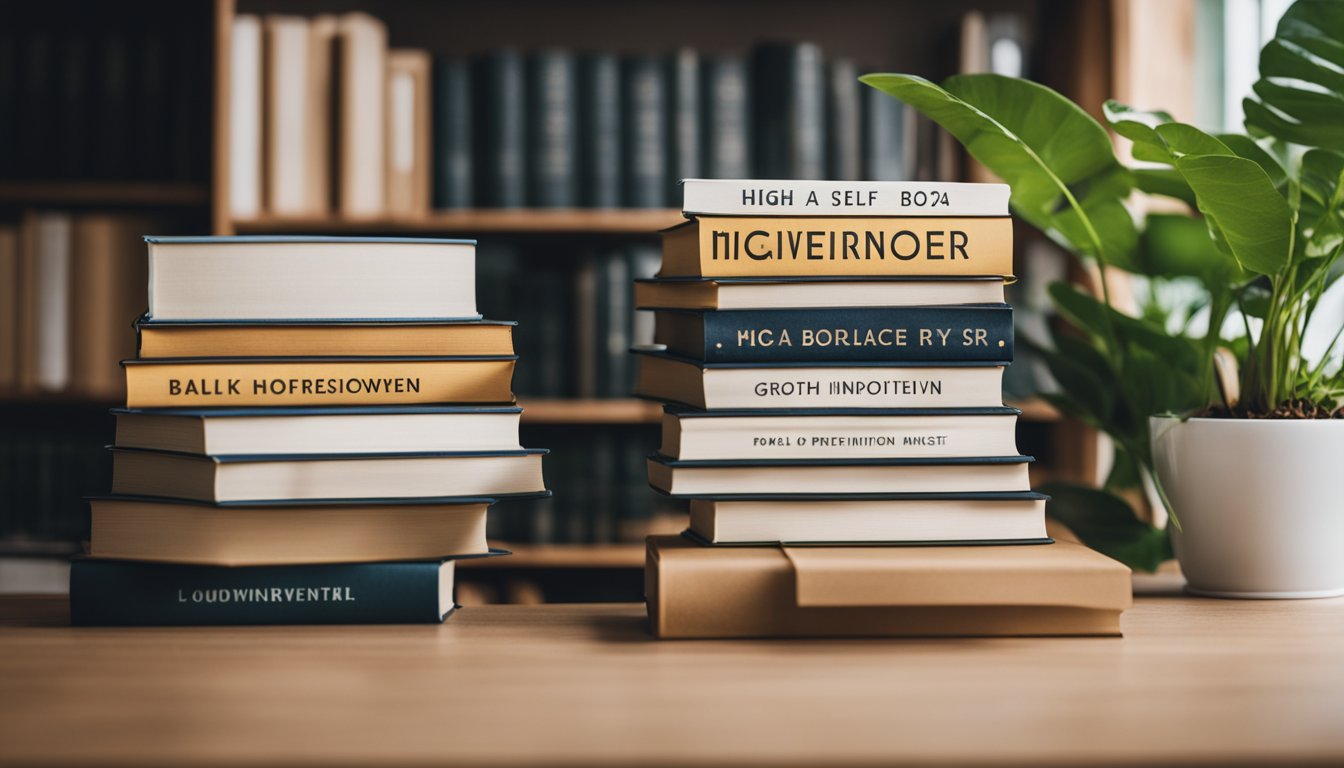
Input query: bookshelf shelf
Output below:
<box><xmin>232</xmin><ymin>209</ymin><xmax>683</xmax><ymax>236</ymax></box>
<box><xmin>520</xmin><ymin>398</ymin><xmax>662</xmax><ymax>425</ymax></box>
<box><xmin>0</xmin><ymin>181</ymin><xmax>209</xmax><ymax>207</ymax></box>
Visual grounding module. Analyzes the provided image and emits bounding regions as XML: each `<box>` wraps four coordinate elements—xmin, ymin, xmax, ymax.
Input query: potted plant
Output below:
<box><xmin>861</xmin><ymin>0</ymin><xmax>1344</xmax><ymax>597</ymax></box>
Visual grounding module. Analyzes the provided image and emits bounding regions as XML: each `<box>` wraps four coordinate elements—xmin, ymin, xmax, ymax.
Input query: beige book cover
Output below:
<box><xmin>69</xmin><ymin>214</ymin><xmax>154</xmax><ymax>399</ymax></box>
<box><xmin>263</xmin><ymin>15</ymin><xmax>311</xmax><ymax>216</ymax></box>
<box><xmin>0</xmin><ymin>225</ymin><xmax>17</xmax><ymax>390</ymax></box>
<box><xmin>334</xmin><ymin>12</ymin><xmax>387</xmax><ymax>218</ymax></box>
<box><xmin>385</xmin><ymin>49</ymin><xmax>431</xmax><ymax>216</ymax></box>
<box><xmin>646</xmin><ymin>535</ymin><xmax>1131</xmax><ymax>639</ymax></box>
<box><xmin>305</xmin><ymin>15</ymin><xmax>337</xmax><ymax>215</ymax></box>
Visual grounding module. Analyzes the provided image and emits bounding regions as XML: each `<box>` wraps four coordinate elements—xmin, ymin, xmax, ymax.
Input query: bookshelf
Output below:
<box><xmin>0</xmin><ymin>0</ymin><xmax>1127</xmax><ymax>594</ymax></box>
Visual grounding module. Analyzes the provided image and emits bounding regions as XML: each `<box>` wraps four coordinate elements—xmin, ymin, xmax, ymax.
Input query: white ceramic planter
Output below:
<box><xmin>1150</xmin><ymin>416</ymin><xmax>1344</xmax><ymax>598</ymax></box>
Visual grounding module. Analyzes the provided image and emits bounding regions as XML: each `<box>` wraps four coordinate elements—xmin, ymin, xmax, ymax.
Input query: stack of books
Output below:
<box><xmin>636</xmin><ymin>179</ymin><xmax>1131</xmax><ymax>638</ymax></box>
<box><xmin>70</xmin><ymin>236</ymin><xmax>549</xmax><ymax>626</ymax></box>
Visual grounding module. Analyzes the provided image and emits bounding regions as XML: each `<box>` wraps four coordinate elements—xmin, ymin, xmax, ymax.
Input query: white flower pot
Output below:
<box><xmin>1150</xmin><ymin>416</ymin><xmax>1344</xmax><ymax>598</ymax></box>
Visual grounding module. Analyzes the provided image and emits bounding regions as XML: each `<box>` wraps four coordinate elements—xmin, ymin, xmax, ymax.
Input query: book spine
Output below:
<box><xmin>599</xmin><ymin>251</ymin><xmax>631</xmax><ymax>397</ymax></box>
<box><xmin>665</xmin><ymin>48</ymin><xmax>701</xmax><ymax>201</ymax></box>
<box><xmin>826</xmin><ymin>59</ymin><xmax>861</xmax><ymax>181</ymax></box>
<box><xmin>432</xmin><ymin>57</ymin><xmax>473</xmax><ymax>209</ymax></box>
<box><xmin>70</xmin><ymin>559</ymin><xmax>446</xmax><ymax>625</ymax></box>
<box><xmin>751</xmin><ymin>42</ymin><xmax>825</xmax><ymax>179</ymax></box>
<box><xmin>472</xmin><ymin>50</ymin><xmax>526</xmax><ymax>207</ymax></box>
<box><xmin>700</xmin><ymin>55</ymin><xmax>750</xmax><ymax>179</ymax></box>
<box><xmin>123</xmin><ymin>358</ymin><xmax>515</xmax><ymax>408</ymax></box>
<box><xmin>679</xmin><ymin>180</ymin><xmax>1008</xmax><ymax>216</ymax></box>
<box><xmin>526</xmin><ymin>50</ymin><xmax>579</xmax><ymax>207</ymax></box>
<box><xmin>579</xmin><ymin>54</ymin><xmax>621</xmax><ymax>208</ymax></box>
<box><xmin>686</xmin><ymin>306</ymin><xmax>1013</xmax><ymax>363</ymax></box>
<box><xmin>862</xmin><ymin>83</ymin><xmax>906</xmax><ymax>181</ymax></box>
<box><xmin>620</xmin><ymin>56</ymin><xmax>667</xmax><ymax>208</ymax></box>
<box><xmin>688</xmin><ymin>217</ymin><xmax>1014</xmax><ymax>278</ymax></box>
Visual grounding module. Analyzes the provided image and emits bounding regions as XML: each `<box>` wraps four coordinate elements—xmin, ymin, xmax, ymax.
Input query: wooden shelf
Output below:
<box><xmin>0</xmin><ymin>181</ymin><xmax>209</xmax><ymax>207</ymax></box>
<box><xmin>232</xmin><ymin>209</ymin><xmax>683</xmax><ymax>235</ymax></box>
<box><xmin>520</xmin><ymin>398</ymin><xmax>661</xmax><ymax>425</ymax></box>
<box><xmin>464</xmin><ymin>543</ymin><xmax>645</xmax><ymax>570</ymax></box>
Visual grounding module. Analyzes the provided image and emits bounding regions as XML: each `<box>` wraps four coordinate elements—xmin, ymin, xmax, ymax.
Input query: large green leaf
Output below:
<box><xmin>860</xmin><ymin>73</ymin><xmax>1135</xmax><ymax>266</ymax></box>
<box><xmin>1139</xmin><ymin>213</ymin><xmax>1244</xmax><ymax>283</ymax></box>
<box><xmin>1175</xmin><ymin>154</ymin><xmax>1294</xmax><ymax>275</ymax></box>
<box><xmin>1040</xmin><ymin>482</ymin><xmax>1172</xmax><ymax>572</ymax></box>
<box><xmin>1246</xmin><ymin>0</ymin><xmax>1344</xmax><ymax>150</ymax></box>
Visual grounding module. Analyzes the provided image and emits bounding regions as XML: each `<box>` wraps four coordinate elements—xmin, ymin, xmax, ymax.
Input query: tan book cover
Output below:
<box><xmin>646</xmin><ymin>535</ymin><xmax>1131</xmax><ymax>639</ymax></box>
<box><xmin>14</xmin><ymin>212</ymin><xmax>40</xmax><ymax>392</ymax></box>
<box><xmin>306</xmin><ymin>15</ymin><xmax>337</xmax><ymax>215</ymax></box>
<box><xmin>137</xmin><ymin>322</ymin><xmax>514</xmax><ymax>359</ymax></box>
<box><xmin>263</xmin><ymin>15</ymin><xmax>311</xmax><ymax>216</ymax></box>
<box><xmin>69</xmin><ymin>214</ymin><xmax>153</xmax><ymax>399</ymax></box>
<box><xmin>123</xmin><ymin>357</ymin><xmax>515</xmax><ymax>408</ymax></box>
<box><xmin>385</xmin><ymin>49</ymin><xmax>431</xmax><ymax>216</ymax></box>
<box><xmin>334</xmin><ymin>12</ymin><xmax>387</xmax><ymax>218</ymax></box>
<box><xmin>659</xmin><ymin>217</ymin><xmax>1014</xmax><ymax>278</ymax></box>
<box><xmin>0</xmin><ymin>225</ymin><xmax>17</xmax><ymax>390</ymax></box>
<box><xmin>90</xmin><ymin>497</ymin><xmax>490</xmax><ymax>565</ymax></box>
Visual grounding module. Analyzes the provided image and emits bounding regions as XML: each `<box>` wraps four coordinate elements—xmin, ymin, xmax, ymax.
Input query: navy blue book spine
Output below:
<box><xmin>680</xmin><ymin>306</ymin><xmax>1013</xmax><ymax>363</ymax></box>
<box><xmin>70</xmin><ymin>560</ymin><xmax>447</xmax><ymax>626</ymax></box>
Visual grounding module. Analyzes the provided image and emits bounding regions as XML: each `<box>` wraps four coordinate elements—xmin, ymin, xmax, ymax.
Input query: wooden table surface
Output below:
<box><xmin>3</xmin><ymin>588</ymin><xmax>1344</xmax><ymax>767</ymax></box>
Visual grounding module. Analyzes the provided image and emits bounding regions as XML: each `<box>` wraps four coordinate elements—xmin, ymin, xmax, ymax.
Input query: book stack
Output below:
<box><xmin>636</xmin><ymin>179</ymin><xmax>1131</xmax><ymax>638</ymax></box>
<box><xmin>69</xmin><ymin>236</ymin><xmax>549</xmax><ymax>626</ymax></box>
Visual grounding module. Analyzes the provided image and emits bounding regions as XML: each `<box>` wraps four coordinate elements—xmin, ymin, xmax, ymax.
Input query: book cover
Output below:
<box><xmin>527</xmin><ymin>50</ymin><xmax>579</xmax><ymax>207</ymax></box>
<box><xmin>654</xmin><ymin>305</ymin><xmax>1013</xmax><ymax>363</ymax></box>
<box><xmin>678</xmin><ymin>179</ymin><xmax>1009</xmax><ymax>216</ymax></box>
<box><xmin>700</xmin><ymin>56</ymin><xmax>750</xmax><ymax>179</ymax></box>
<box><xmin>70</xmin><ymin>557</ymin><xmax>504</xmax><ymax>626</ymax></box>
<box><xmin>122</xmin><ymin>356</ymin><xmax>516</xmax><ymax>408</ymax></box>
<box><xmin>136</xmin><ymin>319</ymin><xmax>515</xmax><ymax>359</ymax></box>
<box><xmin>228</xmin><ymin>15</ymin><xmax>262</xmax><ymax>219</ymax></box>
<box><xmin>579</xmin><ymin>53</ymin><xmax>621</xmax><ymax>208</ymax></box>
<box><xmin>472</xmin><ymin>49</ymin><xmax>526</xmax><ymax>207</ymax></box>
<box><xmin>659</xmin><ymin>216</ymin><xmax>1014</xmax><ymax>278</ymax></box>
<box><xmin>385</xmin><ymin>49</ymin><xmax>431</xmax><ymax>216</ymax></box>
<box><xmin>665</xmin><ymin>48</ymin><xmax>701</xmax><ymax>201</ymax></box>
<box><xmin>431</xmin><ymin>56</ymin><xmax>473</xmax><ymax>209</ymax></box>
<box><xmin>751</xmin><ymin>42</ymin><xmax>826</xmax><ymax>180</ymax></box>
<box><xmin>827</xmin><ymin>59</ymin><xmax>861</xmax><ymax>181</ymax></box>
<box><xmin>333</xmin><ymin>13</ymin><xmax>387</xmax><ymax>217</ymax></box>
<box><xmin>646</xmin><ymin>535</ymin><xmax>1131</xmax><ymax>639</ymax></box>
<box><xmin>621</xmin><ymin>55</ymin><xmax>667</xmax><ymax>207</ymax></box>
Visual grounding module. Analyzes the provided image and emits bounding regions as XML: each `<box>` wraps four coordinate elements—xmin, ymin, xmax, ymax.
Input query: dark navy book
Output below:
<box><xmin>69</xmin><ymin>553</ymin><xmax>503</xmax><ymax>626</ymax></box>
<box><xmin>653</xmin><ymin>305</ymin><xmax>1013</xmax><ymax>364</ymax></box>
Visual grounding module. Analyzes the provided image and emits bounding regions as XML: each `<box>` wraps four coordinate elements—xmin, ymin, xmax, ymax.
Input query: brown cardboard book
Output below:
<box><xmin>385</xmin><ymin>49</ymin><xmax>431</xmax><ymax>215</ymax></box>
<box><xmin>645</xmin><ymin>534</ymin><xmax>1131</xmax><ymax>639</ymax></box>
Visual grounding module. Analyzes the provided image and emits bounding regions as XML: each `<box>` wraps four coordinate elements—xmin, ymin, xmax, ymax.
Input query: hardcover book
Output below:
<box><xmin>71</xmin><ymin>558</ymin><xmax>472</xmax><ymax>626</ymax></box>
<box><xmin>652</xmin><ymin>305</ymin><xmax>1013</xmax><ymax>363</ymax></box>
<box><xmin>658</xmin><ymin>217</ymin><xmax>1014</xmax><ymax>278</ymax></box>
<box><xmin>122</xmin><ymin>356</ymin><xmax>516</xmax><ymax>408</ymax></box>
<box><xmin>646</xmin><ymin>454</ymin><xmax>1033</xmax><ymax>496</ymax></box>
<box><xmin>113</xmin><ymin>405</ymin><xmax>524</xmax><ymax>456</ymax></box>
<box><xmin>634</xmin><ymin>351</ymin><xmax>1005</xmax><ymax>409</ymax></box>
<box><xmin>431</xmin><ymin>56</ymin><xmax>473</xmax><ymax>208</ymax></box>
<box><xmin>136</xmin><ymin>319</ymin><xmax>515</xmax><ymax>359</ymax></box>
<box><xmin>633</xmin><ymin>276</ymin><xmax>1006</xmax><ymax>310</ymax></box>
<box><xmin>646</xmin><ymin>535</ymin><xmax>1132</xmax><ymax>639</ymax></box>
<box><xmin>88</xmin><ymin>496</ymin><xmax>493</xmax><ymax>565</ymax></box>
<box><xmin>526</xmin><ymin>50</ymin><xmax>579</xmax><ymax>207</ymax></box>
<box><xmin>679</xmin><ymin>179</ymin><xmax>1009</xmax><ymax>217</ymax></box>
<box><xmin>660</xmin><ymin>405</ymin><xmax>1019</xmax><ymax>460</ymax></box>
<box><xmin>109</xmin><ymin>448</ymin><xmax>549</xmax><ymax>503</ymax></box>
<box><xmin>144</xmin><ymin>236</ymin><xmax>479</xmax><ymax>321</ymax></box>
<box><xmin>472</xmin><ymin>49</ymin><xmax>527</xmax><ymax>207</ymax></box>
<box><xmin>688</xmin><ymin>493</ymin><xmax>1048</xmax><ymax>544</ymax></box>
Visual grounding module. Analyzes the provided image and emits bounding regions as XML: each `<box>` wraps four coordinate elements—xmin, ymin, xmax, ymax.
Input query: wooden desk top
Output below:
<box><xmin>3</xmin><ymin>592</ymin><xmax>1344</xmax><ymax>767</ymax></box>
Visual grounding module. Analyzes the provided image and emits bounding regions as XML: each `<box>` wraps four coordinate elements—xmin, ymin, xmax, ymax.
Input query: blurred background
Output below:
<box><xmin>0</xmin><ymin>0</ymin><xmax>1292</xmax><ymax>600</ymax></box>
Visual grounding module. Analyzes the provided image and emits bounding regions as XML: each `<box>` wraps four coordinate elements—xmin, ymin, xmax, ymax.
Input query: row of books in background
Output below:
<box><xmin>72</xmin><ymin>236</ymin><xmax>550</xmax><ymax>625</ymax></box>
<box><xmin>228</xmin><ymin>10</ymin><xmax>929</xmax><ymax>219</ymax></box>
<box><xmin>0</xmin><ymin>3</ymin><xmax>210</xmax><ymax>182</ymax></box>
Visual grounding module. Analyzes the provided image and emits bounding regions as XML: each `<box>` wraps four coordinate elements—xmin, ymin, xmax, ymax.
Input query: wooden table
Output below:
<box><xmin>3</xmin><ymin>589</ymin><xmax>1344</xmax><ymax>767</ymax></box>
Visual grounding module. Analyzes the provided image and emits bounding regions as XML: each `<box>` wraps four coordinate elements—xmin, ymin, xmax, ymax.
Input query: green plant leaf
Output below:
<box><xmin>1217</xmin><ymin>134</ymin><xmax>1288</xmax><ymax>187</ymax></box>
<box><xmin>1133</xmin><ymin>167</ymin><xmax>1196</xmax><ymax>206</ymax></box>
<box><xmin>860</xmin><ymin>73</ymin><xmax>1135</xmax><ymax>266</ymax></box>
<box><xmin>1175</xmin><ymin>154</ymin><xmax>1294</xmax><ymax>275</ymax></box>
<box><xmin>1040</xmin><ymin>482</ymin><xmax>1172</xmax><ymax>572</ymax></box>
<box><xmin>1139</xmin><ymin>213</ymin><xmax>1244</xmax><ymax>283</ymax></box>
<box><xmin>1246</xmin><ymin>0</ymin><xmax>1344</xmax><ymax>150</ymax></box>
